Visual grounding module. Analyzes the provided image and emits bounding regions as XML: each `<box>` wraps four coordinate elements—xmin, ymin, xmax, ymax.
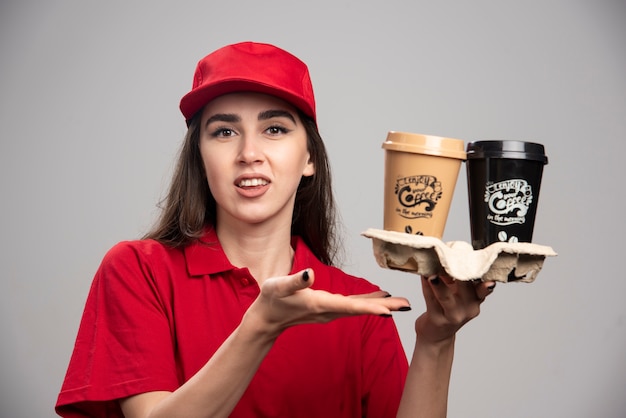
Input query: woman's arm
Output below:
<box><xmin>397</xmin><ymin>275</ymin><xmax>495</xmax><ymax>418</ymax></box>
<box><xmin>120</xmin><ymin>269</ymin><xmax>411</xmax><ymax>418</ymax></box>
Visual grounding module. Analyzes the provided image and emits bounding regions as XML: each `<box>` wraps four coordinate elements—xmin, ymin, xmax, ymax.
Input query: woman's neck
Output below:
<box><xmin>215</xmin><ymin>221</ymin><xmax>295</xmax><ymax>284</ymax></box>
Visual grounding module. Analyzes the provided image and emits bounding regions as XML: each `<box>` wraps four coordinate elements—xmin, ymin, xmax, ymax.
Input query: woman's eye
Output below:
<box><xmin>266</xmin><ymin>126</ymin><xmax>288</xmax><ymax>135</ymax></box>
<box><xmin>211</xmin><ymin>128</ymin><xmax>235</xmax><ymax>137</ymax></box>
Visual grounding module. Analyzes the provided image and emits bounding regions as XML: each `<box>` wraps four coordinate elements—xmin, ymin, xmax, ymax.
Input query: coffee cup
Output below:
<box><xmin>465</xmin><ymin>140</ymin><xmax>548</xmax><ymax>250</ymax></box>
<box><xmin>382</xmin><ymin>132</ymin><xmax>466</xmax><ymax>242</ymax></box>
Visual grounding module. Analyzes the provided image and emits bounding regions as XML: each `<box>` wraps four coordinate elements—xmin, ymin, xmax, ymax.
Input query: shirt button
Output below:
<box><xmin>241</xmin><ymin>278</ymin><xmax>250</xmax><ymax>286</ymax></box>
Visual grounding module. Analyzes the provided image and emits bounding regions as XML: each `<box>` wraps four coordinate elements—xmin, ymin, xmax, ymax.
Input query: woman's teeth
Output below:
<box><xmin>239</xmin><ymin>178</ymin><xmax>268</xmax><ymax>187</ymax></box>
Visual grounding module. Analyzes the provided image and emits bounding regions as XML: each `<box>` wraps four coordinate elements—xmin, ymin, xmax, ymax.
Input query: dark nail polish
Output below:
<box><xmin>429</xmin><ymin>276</ymin><xmax>441</xmax><ymax>285</ymax></box>
<box><xmin>398</xmin><ymin>306</ymin><xmax>412</xmax><ymax>312</ymax></box>
<box><xmin>380</xmin><ymin>313</ymin><xmax>392</xmax><ymax>317</ymax></box>
<box><xmin>302</xmin><ymin>270</ymin><xmax>309</xmax><ymax>281</ymax></box>
<box><xmin>384</xmin><ymin>293</ymin><xmax>392</xmax><ymax>298</ymax></box>
<box><xmin>487</xmin><ymin>284</ymin><xmax>496</xmax><ymax>291</ymax></box>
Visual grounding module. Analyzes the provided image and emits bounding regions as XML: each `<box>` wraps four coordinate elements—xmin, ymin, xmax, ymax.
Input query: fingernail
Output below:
<box><xmin>398</xmin><ymin>306</ymin><xmax>412</xmax><ymax>311</ymax></box>
<box><xmin>302</xmin><ymin>270</ymin><xmax>309</xmax><ymax>281</ymax></box>
<box><xmin>384</xmin><ymin>293</ymin><xmax>392</xmax><ymax>298</ymax></box>
<box><xmin>487</xmin><ymin>283</ymin><xmax>496</xmax><ymax>291</ymax></box>
<box><xmin>380</xmin><ymin>313</ymin><xmax>392</xmax><ymax>317</ymax></box>
<box><xmin>429</xmin><ymin>276</ymin><xmax>441</xmax><ymax>285</ymax></box>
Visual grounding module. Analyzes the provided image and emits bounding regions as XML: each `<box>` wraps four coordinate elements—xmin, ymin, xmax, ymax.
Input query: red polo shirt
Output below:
<box><xmin>56</xmin><ymin>228</ymin><xmax>408</xmax><ymax>417</ymax></box>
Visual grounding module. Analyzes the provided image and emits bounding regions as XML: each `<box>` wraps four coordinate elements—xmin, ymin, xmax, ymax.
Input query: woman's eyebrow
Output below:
<box><xmin>258</xmin><ymin>109</ymin><xmax>297</xmax><ymax>124</ymax></box>
<box><xmin>204</xmin><ymin>113</ymin><xmax>240</xmax><ymax>128</ymax></box>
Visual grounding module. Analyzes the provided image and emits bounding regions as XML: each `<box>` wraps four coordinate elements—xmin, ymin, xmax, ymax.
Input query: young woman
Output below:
<box><xmin>56</xmin><ymin>41</ymin><xmax>495</xmax><ymax>418</ymax></box>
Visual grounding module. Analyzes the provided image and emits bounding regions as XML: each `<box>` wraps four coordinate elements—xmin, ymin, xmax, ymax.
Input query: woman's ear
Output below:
<box><xmin>302</xmin><ymin>157</ymin><xmax>315</xmax><ymax>177</ymax></box>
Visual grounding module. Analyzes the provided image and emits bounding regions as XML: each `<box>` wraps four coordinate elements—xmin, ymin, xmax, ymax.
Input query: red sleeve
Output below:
<box><xmin>55</xmin><ymin>242</ymin><xmax>179</xmax><ymax>417</ymax></box>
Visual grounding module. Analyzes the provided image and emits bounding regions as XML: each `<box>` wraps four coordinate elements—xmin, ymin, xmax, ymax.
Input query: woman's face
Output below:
<box><xmin>199</xmin><ymin>92</ymin><xmax>315</xmax><ymax>229</ymax></box>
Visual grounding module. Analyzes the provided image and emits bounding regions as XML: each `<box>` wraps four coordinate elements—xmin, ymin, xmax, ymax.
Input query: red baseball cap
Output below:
<box><xmin>179</xmin><ymin>42</ymin><xmax>316</xmax><ymax>123</ymax></box>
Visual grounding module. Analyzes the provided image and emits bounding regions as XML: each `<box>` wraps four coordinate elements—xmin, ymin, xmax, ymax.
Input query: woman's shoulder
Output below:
<box><xmin>101</xmin><ymin>238</ymin><xmax>184</xmax><ymax>267</ymax></box>
<box><xmin>106</xmin><ymin>237</ymin><xmax>177</xmax><ymax>253</ymax></box>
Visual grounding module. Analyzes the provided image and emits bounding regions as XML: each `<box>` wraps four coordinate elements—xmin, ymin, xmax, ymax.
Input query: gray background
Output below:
<box><xmin>1</xmin><ymin>1</ymin><xmax>625</xmax><ymax>417</ymax></box>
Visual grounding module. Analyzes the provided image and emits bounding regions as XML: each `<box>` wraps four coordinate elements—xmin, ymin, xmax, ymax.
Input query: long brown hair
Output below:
<box><xmin>143</xmin><ymin>110</ymin><xmax>341</xmax><ymax>266</ymax></box>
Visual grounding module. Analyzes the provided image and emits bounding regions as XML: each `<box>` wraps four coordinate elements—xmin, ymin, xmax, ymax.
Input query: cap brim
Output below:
<box><xmin>179</xmin><ymin>79</ymin><xmax>315</xmax><ymax>123</ymax></box>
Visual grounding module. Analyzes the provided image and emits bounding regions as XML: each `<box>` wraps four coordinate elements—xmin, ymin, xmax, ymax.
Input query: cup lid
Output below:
<box><xmin>466</xmin><ymin>140</ymin><xmax>548</xmax><ymax>164</ymax></box>
<box><xmin>382</xmin><ymin>131</ymin><xmax>467</xmax><ymax>160</ymax></box>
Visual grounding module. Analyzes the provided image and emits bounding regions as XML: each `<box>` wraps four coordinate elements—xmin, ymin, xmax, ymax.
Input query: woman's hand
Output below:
<box><xmin>397</xmin><ymin>274</ymin><xmax>495</xmax><ymax>417</ymax></box>
<box><xmin>415</xmin><ymin>274</ymin><xmax>495</xmax><ymax>344</ymax></box>
<box><xmin>245</xmin><ymin>269</ymin><xmax>411</xmax><ymax>337</ymax></box>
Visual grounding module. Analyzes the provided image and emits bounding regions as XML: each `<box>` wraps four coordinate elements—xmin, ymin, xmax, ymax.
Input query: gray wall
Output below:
<box><xmin>1</xmin><ymin>1</ymin><xmax>625</xmax><ymax>417</ymax></box>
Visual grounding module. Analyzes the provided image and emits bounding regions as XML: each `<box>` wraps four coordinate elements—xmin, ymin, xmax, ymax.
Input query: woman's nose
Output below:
<box><xmin>238</xmin><ymin>134</ymin><xmax>264</xmax><ymax>164</ymax></box>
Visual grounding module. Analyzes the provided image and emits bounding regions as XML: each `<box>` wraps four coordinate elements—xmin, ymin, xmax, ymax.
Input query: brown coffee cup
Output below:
<box><xmin>382</xmin><ymin>132</ymin><xmax>466</xmax><ymax>243</ymax></box>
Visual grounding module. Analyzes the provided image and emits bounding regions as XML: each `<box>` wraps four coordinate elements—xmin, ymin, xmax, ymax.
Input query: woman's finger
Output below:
<box><xmin>425</xmin><ymin>275</ymin><xmax>455</xmax><ymax>306</ymax></box>
<box><xmin>420</xmin><ymin>275</ymin><xmax>445</xmax><ymax>315</ymax></box>
<box><xmin>353</xmin><ymin>290</ymin><xmax>391</xmax><ymax>299</ymax></box>
<box><xmin>438</xmin><ymin>274</ymin><xmax>480</xmax><ymax>304</ymax></box>
<box><xmin>435</xmin><ymin>274</ymin><xmax>494</xmax><ymax>304</ymax></box>
<box><xmin>423</xmin><ymin>274</ymin><xmax>486</xmax><ymax>323</ymax></box>
<box><xmin>474</xmin><ymin>280</ymin><xmax>496</xmax><ymax>301</ymax></box>
<box><xmin>264</xmin><ymin>269</ymin><xmax>314</xmax><ymax>298</ymax></box>
<box><xmin>323</xmin><ymin>291</ymin><xmax>411</xmax><ymax>316</ymax></box>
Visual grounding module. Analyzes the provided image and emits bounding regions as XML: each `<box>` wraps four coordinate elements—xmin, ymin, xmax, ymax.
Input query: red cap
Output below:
<box><xmin>180</xmin><ymin>42</ymin><xmax>316</xmax><ymax>123</ymax></box>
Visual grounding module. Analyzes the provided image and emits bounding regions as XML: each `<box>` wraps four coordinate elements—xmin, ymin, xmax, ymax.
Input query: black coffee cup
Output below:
<box><xmin>466</xmin><ymin>141</ymin><xmax>548</xmax><ymax>250</ymax></box>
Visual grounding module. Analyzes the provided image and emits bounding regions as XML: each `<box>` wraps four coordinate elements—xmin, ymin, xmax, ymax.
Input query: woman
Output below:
<box><xmin>56</xmin><ymin>41</ymin><xmax>495</xmax><ymax>418</ymax></box>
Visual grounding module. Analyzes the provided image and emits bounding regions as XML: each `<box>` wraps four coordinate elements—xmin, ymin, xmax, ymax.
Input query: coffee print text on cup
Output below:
<box><xmin>394</xmin><ymin>175</ymin><xmax>443</xmax><ymax>235</ymax></box>
<box><xmin>484</xmin><ymin>178</ymin><xmax>534</xmax><ymax>238</ymax></box>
